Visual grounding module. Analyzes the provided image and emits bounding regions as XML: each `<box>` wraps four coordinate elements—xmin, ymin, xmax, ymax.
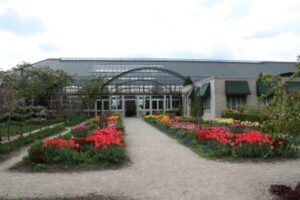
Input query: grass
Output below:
<box><xmin>0</xmin><ymin>124</ymin><xmax>66</xmax><ymax>155</ymax></box>
<box><xmin>0</xmin><ymin>122</ymin><xmax>41</xmax><ymax>137</ymax></box>
<box><xmin>0</xmin><ymin>116</ymin><xmax>89</xmax><ymax>139</ymax></box>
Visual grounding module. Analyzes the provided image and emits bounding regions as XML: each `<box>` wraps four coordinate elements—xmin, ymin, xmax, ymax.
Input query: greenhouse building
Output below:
<box><xmin>33</xmin><ymin>58</ymin><xmax>299</xmax><ymax>118</ymax></box>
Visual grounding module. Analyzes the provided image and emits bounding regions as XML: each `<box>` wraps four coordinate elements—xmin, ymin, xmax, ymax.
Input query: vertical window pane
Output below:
<box><xmin>103</xmin><ymin>101</ymin><xmax>109</xmax><ymax>110</ymax></box>
<box><xmin>159</xmin><ymin>100</ymin><xmax>163</xmax><ymax>109</ymax></box>
<box><xmin>172</xmin><ymin>100</ymin><xmax>180</xmax><ymax>109</ymax></box>
<box><xmin>152</xmin><ymin>101</ymin><xmax>157</xmax><ymax>109</ymax></box>
<box><xmin>117</xmin><ymin>98</ymin><xmax>122</xmax><ymax>110</ymax></box>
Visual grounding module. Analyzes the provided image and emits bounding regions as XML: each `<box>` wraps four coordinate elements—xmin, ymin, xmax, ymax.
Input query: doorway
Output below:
<box><xmin>125</xmin><ymin>100</ymin><xmax>137</xmax><ymax>117</ymax></box>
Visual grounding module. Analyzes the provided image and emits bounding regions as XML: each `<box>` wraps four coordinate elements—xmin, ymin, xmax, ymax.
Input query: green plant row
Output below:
<box><xmin>28</xmin><ymin>142</ymin><xmax>126</xmax><ymax>166</ymax></box>
<box><xmin>222</xmin><ymin>111</ymin><xmax>267</xmax><ymax>123</ymax></box>
<box><xmin>0</xmin><ymin>122</ymin><xmax>41</xmax><ymax>137</ymax></box>
<box><xmin>64</xmin><ymin>116</ymin><xmax>89</xmax><ymax>127</ymax></box>
<box><xmin>0</xmin><ymin>124</ymin><xmax>65</xmax><ymax>155</ymax></box>
<box><xmin>115</xmin><ymin>117</ymin><xmax>125</xmax><ymax>131</ymax></box>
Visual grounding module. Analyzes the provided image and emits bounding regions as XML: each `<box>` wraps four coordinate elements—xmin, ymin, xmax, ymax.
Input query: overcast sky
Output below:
<box><xmin>0</xmin><ymin>0</ymin><xmax>299</xmax><ymax>70</ymax></box>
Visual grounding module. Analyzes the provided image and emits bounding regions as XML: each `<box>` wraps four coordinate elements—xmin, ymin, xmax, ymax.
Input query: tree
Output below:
<box><xmin>182</xmin><ymin>76</ymin><xmax>203</xmax><ymax>119</ymax></box>
<box><xmin>0</xmin><ymin>80</ymin><xmax>18</xmax><ymax>141</ymax></box>
<box><xmin>259</xmin><ymin>56</ymin><xmax>300</xmax><ymax>156</ymax></box>
<box><xmin>183</xmin><ymin>76</ymin><xmax>193</xmax><ymax>86</ymax></box>
<box><xmin>79</xmin><ymin>76</ymin><xmax>105</xmax><ymax>117</ymax></box>
<box><xmin>1</xmin><ymin>63</ymin><xmax>73</xmax><ymax>106</ymax></box>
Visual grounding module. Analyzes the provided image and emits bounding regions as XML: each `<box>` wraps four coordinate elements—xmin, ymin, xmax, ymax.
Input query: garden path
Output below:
<box><xmin>0</xmin><ymin>118</ymin><xmax>300</xmax><ymax>200</ymax></box>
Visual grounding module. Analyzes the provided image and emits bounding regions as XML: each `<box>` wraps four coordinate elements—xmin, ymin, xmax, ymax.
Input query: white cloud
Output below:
<box><xmin>0</xmin><ymin>0</ymin><xmax>299</xmax><ymax>70</ymax></box>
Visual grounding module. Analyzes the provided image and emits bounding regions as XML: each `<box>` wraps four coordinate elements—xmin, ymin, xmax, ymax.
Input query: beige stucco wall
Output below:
<box><xmin>183</xmin><ymin>77</ymin><xmax>259</xmax><ymax>119</ymax></box>
<box><xmin>212</xmin><ymin>77</ymin><xmax>258</xmax><ymax>118</ymax></box>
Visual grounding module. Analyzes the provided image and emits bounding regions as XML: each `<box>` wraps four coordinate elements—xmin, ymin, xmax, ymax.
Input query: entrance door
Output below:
<box><xmin>125</xmin><ymin>100</ymin><xmax>136</xmax><ymax>117</ymax></box>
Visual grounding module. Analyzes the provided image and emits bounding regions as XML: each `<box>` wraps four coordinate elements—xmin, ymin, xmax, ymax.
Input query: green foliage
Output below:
<box><xmin>207</xmin><ymin>141</ymin><xmax>274</xmax><ymax>158</ymax></box>
<box><xmin>0</xmin><ymin>122</ymin><xmax>41</xmax><ymax>136</ymax></box>
<box><xmin>208</xmin><ymin>141</ymin><xmax>232</xmax><ymax>157</ymax></box>
<box><xmin>259</xmin><ymin>59</ymin><xmax>300</xmax><ymax>146</ymax></box>
<box><xmin>1</xmin><ymin>63</ymin><xmax>73</xmax><ymax>101</ymax></box>
<box><xmin>115</xmin><ymin>118</ymin><xmax>125</xmax><ymax>131</ymax></box>
<box><xmin>177</xmin><ymin>116</ymin><xmax>196</xmax><ymax>123</ymax></box>
<box><xmin>79</xmin><ymin>76</ymin><xmax>104</xmax><ymax>115</ymax></box>
<box><xmin>0</xmin><ymin>124</ymin><xmax>65</xmax><ymax>155</ymax></box>
<box><xmin>233</xmin><ymin>143</ymin><xmax>273</xmax><ymax>158</ymax></box>
<box><xmin>71</xmin><ymin>129</ymin><xmax>88</xmax><ymax>138</ymax></box>
<box><xmin>183</xmin><ymin>76</ymin><xmax>193</xmax><ymax>86</ymax></box>
<box><xmin>28</xmin><ymin>143</ymin><xmax>126</xmax><ymax>165</ymax></box>
<box><xmin>190</xmin><ymin>89</ymin><xmax>203</xmax><ymax>118</ymax></box>
<box><xmin>64</xmin><ymin>116</ymin><xmax>88</xmax><ymax>127</ymax></box>
<box><xmin>43</xmin><ymin>146</ymin><xmax>82</xmax><ymax>164</ymax></box>
<box><xmin>91</xmin><ymin>145</ymin><xmax>126</xmax><ymax>164</ymax></box>
<box><xmin>28</xmin><ymin>141</ymin><xmax>45</xmax><ymax>163</ymax></box>
<box><xmin>222</xmin><ymin>112</ymin><xmax>266</xmax><ymax>123</ymax></box>
<box><xmin>34</xmin><ymin>163</ymin><xmax>47</xmax><ymax>172</ymax></box>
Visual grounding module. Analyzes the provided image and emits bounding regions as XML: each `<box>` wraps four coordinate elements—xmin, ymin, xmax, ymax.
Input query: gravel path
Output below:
<box><xmin>0</xmin><ymin>118</ymin><xmax>300</xmax><ymax>200</ymax></box>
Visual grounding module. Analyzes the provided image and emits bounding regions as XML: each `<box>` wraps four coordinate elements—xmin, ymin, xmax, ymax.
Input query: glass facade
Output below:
<box><xmin>90</xmin><ymin>66</ymin><xmax>186</xmax><ymax>116</ymax></box>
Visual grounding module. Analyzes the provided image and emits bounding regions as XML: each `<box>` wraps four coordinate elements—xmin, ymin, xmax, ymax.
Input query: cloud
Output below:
<box><xmin>0</xmin><ymin>9</ymin><xmax>45</xmax><ymax>36</ymax></box>
<box><xmin>0</xmin><ymin>0</ymin><xmax>300</xmax><ymax>70</ymax></box>
<box><xmin>38</xmin><ymin>43</ymin><xmax>60</xmax><ymax>52</ymax></box>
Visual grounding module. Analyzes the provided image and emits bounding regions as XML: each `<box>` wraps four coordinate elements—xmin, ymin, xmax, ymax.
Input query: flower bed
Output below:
<box><xmin>144</xmin><ymin>114</ymin><xmax>299</xmax><ymax>159</ymax></box>
<box><xmin>196</xmin><ymin>127</ymin><xmax>274</xmax><ymax>157</ymax></box>
<box><xmin>18</xmin><ymin>115</ymin><xmax>128</xmax><ymax>171</ymax></box>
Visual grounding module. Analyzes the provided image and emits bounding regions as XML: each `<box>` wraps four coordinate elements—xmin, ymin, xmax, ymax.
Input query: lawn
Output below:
<box><xmin>0</xmin><ymin>122</ymin><xmax>41</xmax><ymax>137</ymax></box>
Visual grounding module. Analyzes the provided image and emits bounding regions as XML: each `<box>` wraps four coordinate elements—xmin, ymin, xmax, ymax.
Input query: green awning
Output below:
<box><xmin>225</xmin><ymin>81</ymin><xmax>251</xmax><ymax>95</ymax></box>
<box><xmin>287</xmin><ymin>81</ymin><xmax>300</xmax><ymax>90</ymax></box>
<box><xmin>257</xmin><ymin>81</ymin><xmax>270</xmax><ymax>96</ymax></box>
<box><xmin>199</xmin><ymin>83</ymin><xmax>211</xmax><ymax>97</ymax></box>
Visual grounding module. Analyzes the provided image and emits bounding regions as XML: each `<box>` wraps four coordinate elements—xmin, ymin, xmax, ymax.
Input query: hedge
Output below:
<box><xmin>222</xmin><ymin>112</ymin><xmax>267</xmax><ymax>123</ymax></box>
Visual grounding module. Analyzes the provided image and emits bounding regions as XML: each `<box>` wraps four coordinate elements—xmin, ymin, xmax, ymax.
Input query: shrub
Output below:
<box><xmin>269</xmin><ymin>183</ymin><xmax>300</xmax><ymax>200</ymax></box>
<box><xmin>28</xmin><ymin>141</ymin><xmax>45</xmax><ymax>163</ymax></box>
<box><xmin>259</xmin><ymin>69</ymin><xmax>300</xmax><ymax>156</ymax></box>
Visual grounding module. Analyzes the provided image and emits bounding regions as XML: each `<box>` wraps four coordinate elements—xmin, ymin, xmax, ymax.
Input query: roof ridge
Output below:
<box><xmin>52</xmin><ymin>57</ymin><xmax>295</xmax><ymax>64</ymax></box>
